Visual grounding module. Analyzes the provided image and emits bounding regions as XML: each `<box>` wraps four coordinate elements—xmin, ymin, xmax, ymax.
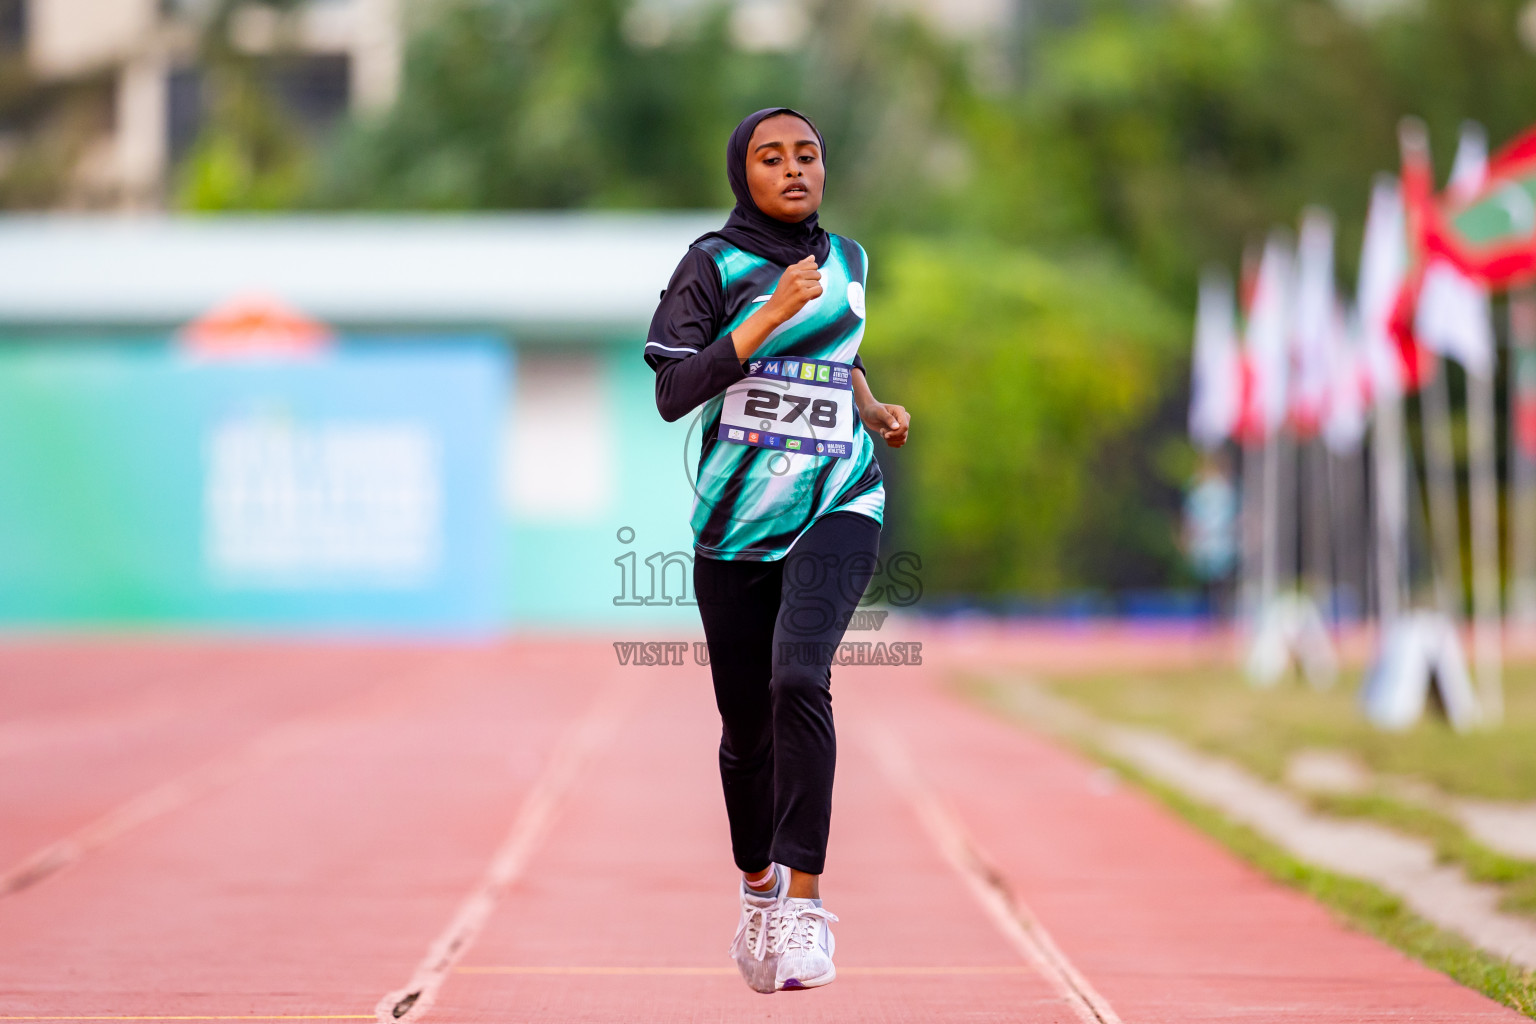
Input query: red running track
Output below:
<box><xmin>0</xmin><ymin>639</ymin><xmax>1522</xmax><ymax>1023</ymax></box>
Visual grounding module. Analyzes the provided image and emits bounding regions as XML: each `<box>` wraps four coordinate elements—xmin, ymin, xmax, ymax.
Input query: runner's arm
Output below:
<box><xmin>852</xmin><ymin>368</ymin><xmax>909</xmax><ymax>448</ymax></box>
<box><xmin>647</xmin><ymin>250</ymin><xmax>744</xmax><ymax>423</ymax></box>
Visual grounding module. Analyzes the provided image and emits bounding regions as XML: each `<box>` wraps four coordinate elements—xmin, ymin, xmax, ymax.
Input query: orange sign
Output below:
<box><xmin>180</xmin><ymin>294</ymin><xmax>333</xmax><ymax>357</ymax></box>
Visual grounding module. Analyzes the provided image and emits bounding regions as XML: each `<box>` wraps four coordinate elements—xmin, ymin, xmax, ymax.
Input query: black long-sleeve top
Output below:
<box><xmin>644</xmin><ymin>248</ymin><xmax>863</xmax><ymax>423</ymax></box>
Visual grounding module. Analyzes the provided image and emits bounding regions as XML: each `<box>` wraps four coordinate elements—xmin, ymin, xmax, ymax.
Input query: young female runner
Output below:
<box><xmin>644</xmin><ymin>107</ymin><xmax>910</xmax><ymax>993</ymax></box>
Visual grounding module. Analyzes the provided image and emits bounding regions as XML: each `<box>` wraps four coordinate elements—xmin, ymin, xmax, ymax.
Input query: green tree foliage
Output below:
<box><xmin>863</xmin><ymin>237</ymin><xmax>1181</xmax><ymax>594</ymax></box>
<box><xmin>975</xmin><ymin>0</ymin><xmax>1536</xmax><ymax>294</ymax></box>
<box><xmin>175</xmin><ymin>0</ymin><xmax>315</xmax><ymax>210</ymax></box>
<box><xmin>168</xmin><ymin>0</ymin><xmax>1536</xmax><ymax>600</ymax></box>
<box><xmin>302</xmin><ymin>0</ymin><xmax>977</xmax><ymax>221</ymax></box>
<box><xmin>306</xmin><ymin>0</ymin><xmax>769</xmax><ymax>209</ymax></box>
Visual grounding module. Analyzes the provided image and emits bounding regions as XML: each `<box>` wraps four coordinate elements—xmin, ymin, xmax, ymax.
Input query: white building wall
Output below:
<box><xmin>116</xmin><ymin>52</ymin><xmax>171</xmax><ymax>209</ymax></box>
<box><xmin>28</xmin><ymin>0</ymin><xmax>158</xmax><ymax>78</ymax></box>
<box><xmin>891</xmin><ymin>0</ymin><xmax>1015</xmax><ymax>37</ymax></box>
<box><xmin>20</xmin><ymin>0</ymin><xmax>403</xmax><ymax>207</ymax></box>
<box><xmin>304</xmin><ymin>0</ymin><xmax>403</xmax><ymax>111</ymax></box>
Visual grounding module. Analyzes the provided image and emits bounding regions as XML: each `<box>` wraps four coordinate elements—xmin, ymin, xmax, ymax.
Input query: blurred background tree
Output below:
<box><xmin>158</xmin><ymin>0</ymin><xmax>1536</xmax><ymax>604</ymax></box>
<box><xmin>175</xmin><ymin>0</ymin><xmax>314</xmax><ymax>210</ymax></box>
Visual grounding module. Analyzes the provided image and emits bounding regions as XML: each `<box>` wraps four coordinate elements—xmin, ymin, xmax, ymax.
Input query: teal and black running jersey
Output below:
<box><xmin>684</xmin><ymin>234</ymin><xmax>884</xmax><ymax>561</ymax></box>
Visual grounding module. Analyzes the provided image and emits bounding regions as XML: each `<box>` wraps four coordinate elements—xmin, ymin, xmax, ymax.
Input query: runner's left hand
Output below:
<box><xmin>860</xmin><ymin>403</ymin><xmax>910</xmax><ymax>448</ymax></box>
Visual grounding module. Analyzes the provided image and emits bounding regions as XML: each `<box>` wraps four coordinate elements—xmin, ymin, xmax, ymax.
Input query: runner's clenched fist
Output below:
<box><xmin>731</xmin><ymin>255</ymin><xmax>825</xmax><ymax>361</ymax></box>
<box><xmin>762</xmin><ymin>255</ymin><xmax>823</xmax><ymax>325</ymax></box>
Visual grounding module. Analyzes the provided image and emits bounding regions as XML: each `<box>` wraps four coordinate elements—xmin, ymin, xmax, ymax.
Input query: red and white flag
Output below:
<box><xmin>1422</xmin><ymin>122</ymin><xmax>1536</xmax><ymax>288</ymax></box>
<box><xmin>1358</xmin><ymin>176</ymin><xmax>1409</xmax><ymax>402</ymax></box>
<box><xmin>1241</xmin><ymin>235</ymin><xmax>1292</xmax><ymax>441</ymax></box>
<box><xmin>1413</xmin><ymin>122</ymin><xmax>1494</xmax><ymax>378</ymax></box>
<box><xmin>1190</xmin><ymin>268</ymin><xmax>1242</xmax><ymax>450</ymax></box>
<box><xmin>1290</xmin><ymin>208</ymin><xmax>1336</xmax><ymax>436</ymax></box>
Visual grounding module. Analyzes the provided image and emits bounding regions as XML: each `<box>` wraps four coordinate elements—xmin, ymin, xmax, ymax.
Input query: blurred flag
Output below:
<box><xmin>1190</xmin><ymin>268</ymin><xmax>1242</xmax><ymax>450</ymax></box>
<box><xmin>1424</xmin><ymin>123</ymin><xmax>1536</xmax><ymax>288</ymax></box>
<box><xmin>1447</xmin><ymin>120</ymin><xmax>1491</xmax><ymax>202</ymax></box>
<box><xmin>1413</xmin><ymin>123</ymin><xmax>1495</xmax><ymax>378</ymax></box>
<box><xmin>1391</xmin><ymin>122</ymin><xmax>1440</xmax><ymax>391</ymax></box>
<box><xmin>1358</xmin><ymin>176</ymin><xmax>1410</xmax><ymax>400</ymax></box>
<box><xmin>1240</xmin><ymin>235</ymin><xmax>1293</xmax><ymax>441</ymax></box>
<box><xmin>1290</xmin><ymin>208</ymin><xmax>1336</xmax><ymax>435</ymax></box>
<box><xmin>1416</xmin><ymin>264</ymin><xmax>1494</xmax><ymax>376</ymax></box>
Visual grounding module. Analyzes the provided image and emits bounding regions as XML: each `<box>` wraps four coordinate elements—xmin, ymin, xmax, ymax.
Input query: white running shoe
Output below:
<box><xmin>771</xmin><ymin>897</ymin><xmax>839</xmax><ymax>990</ymax></box>
<box><xmin>729</xmin><ymin>864</ymin><xmax>786</xmax><ymax>993</ymax></box>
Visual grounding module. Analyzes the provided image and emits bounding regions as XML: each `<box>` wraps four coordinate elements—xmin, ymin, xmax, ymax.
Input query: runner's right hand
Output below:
<box><xmin>763</xmin><ymin>256</ymin><xmax>823</xmax><ymax>324</ymax></box>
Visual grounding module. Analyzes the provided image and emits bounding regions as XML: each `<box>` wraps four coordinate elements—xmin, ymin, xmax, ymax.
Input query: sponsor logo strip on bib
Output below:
<box><xmin>718</xmin><ymin>357</ymin><xmax>857</xmax><ymax>458</ymax></box>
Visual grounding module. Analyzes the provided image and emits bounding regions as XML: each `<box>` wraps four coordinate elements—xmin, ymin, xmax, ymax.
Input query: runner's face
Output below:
<box><xmin>745</xmin><ymin>115</ymin><xmax>824</xmax><ymax>223</ymax></box>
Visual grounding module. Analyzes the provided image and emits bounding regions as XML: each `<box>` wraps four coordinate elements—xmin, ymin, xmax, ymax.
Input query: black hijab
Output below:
<box><xmin>694</xmin><ymin>107</ymin><xmax>831</xmax><ymax>268</ymax></box>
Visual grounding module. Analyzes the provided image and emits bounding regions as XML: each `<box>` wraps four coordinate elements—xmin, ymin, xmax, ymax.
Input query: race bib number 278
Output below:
<box><xmin>718</xmin><ymin>357</ymin><xmax>857</xmax><ymax>458</ymax></box>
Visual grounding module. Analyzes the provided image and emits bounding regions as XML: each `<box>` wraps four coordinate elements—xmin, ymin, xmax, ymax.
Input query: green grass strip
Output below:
<box><xmin>962</xmin><ymin>681</ymin><xmax>1536</xmax><ymax>1018</ymax></box>
<box><xmin>1109</xmin><ymin>753</ymin><xmax>1536</xmax><ymax>1018</ymax></box>
<box><xmin>1310</xmin><ymin>791</ymin><xmax>1536</xmax><ymax>920</ymax></box>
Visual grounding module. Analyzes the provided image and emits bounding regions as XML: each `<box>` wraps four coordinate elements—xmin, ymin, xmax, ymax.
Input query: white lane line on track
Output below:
<box><xmin>860</xmin><ymin>721</ymin><xmax>1123</xmax><ymax>1024</ymax></box>
<box><xmin>0</xmin><ymin>668</ymin><xmax>427</xmax><ymax>899</ymax></box>
<box><xmin>375</xmin><ymin>675</ymin><xmax>642</xmax><ymax>1024</ymax></box>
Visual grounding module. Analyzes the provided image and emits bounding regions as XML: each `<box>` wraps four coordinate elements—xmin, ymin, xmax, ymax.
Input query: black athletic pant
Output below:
<box><xmin>693</xmin><ymin>511</ymin><xmax>881</xmax><ymax>876</ymax></box>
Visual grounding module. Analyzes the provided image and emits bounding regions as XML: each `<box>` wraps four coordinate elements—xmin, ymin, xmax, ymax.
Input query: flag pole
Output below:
<box><xmin>1306</xmin><ymin>438</ymin><xmax>1334</xmax><ymax>620</ymax></box>
<box><xmin>1510</xmin><ymin>290</ymin><xmax>1536</xmax><ymax>628</ymax></box>
<box><xmin>1293</xmin><ymin>209</ymin><xmax>1332</xmax><ymax>627</ymax></box>
<box><xmin>1261</xmin><ymin>429</ymin><xmax>1281</xmax><ymax>625</ymax></box>
<box><xmin>1363</xmin><ymin>174</ymin><xmax>1409</xmax><ymax>635</ymax></box>
<box><xmin>1420</xmin><ymin>361</ymin><xmax>1465</xmax><ymax>620</ymax></box>
<box><xmin>1335</xmin><ymin>445</ymin><xmax>1367</xmax><ymax>620</ymax></box>
<box><xmin>1240</xmin><ymin>438</ymin><xmax>1264</xmax><ymax>633</ymax></box>
<box><xmin>1467</xmin><ymin>339</ymin><xmax>1503</xmax><ymax>722</ymax></box>
<box><xmin>1374</xmin><ymin>390</ymin><xmax>1407</xmax><ymax>631</ymax></box>
<box><xmin>1278</xmin><ymin>429</ymin><xmax>1298</xmax><ymax>600</ymax></box>
<box><xmin>1400</xmin><ymin>118</ymin><xmax>1465</xmax><ymax>623</ymax></box>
